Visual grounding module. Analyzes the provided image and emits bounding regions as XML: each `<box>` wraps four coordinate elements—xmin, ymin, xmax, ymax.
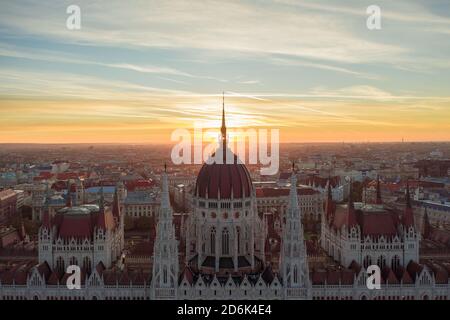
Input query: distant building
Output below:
<box><xmin>123</xmin><ymin>190</ymin><xmax>159</xmax><ymax>218</ymax></box>
<box><xmin>0</xmin><ymin>189</ymin><xmax>17</xmax><ymax>223</ymax></box>
<box><xmin>38</xmin><ymin>187</ymin><xmax>124</xmax><ymax>273</ymax></box>
<box><xmin>321</xmin><ymin>181</ymin><xmax>419</xmax><ymax>270</ymax></box>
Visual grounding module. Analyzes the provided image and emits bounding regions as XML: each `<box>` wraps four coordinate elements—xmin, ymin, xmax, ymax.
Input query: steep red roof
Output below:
<box><xmin>382</xmin><ymin>267</ymin><xmax>399</xmax><ymax>284</ymax></box>
<box><xmin>180</xmin><ymin>265</ymin><xmax>195</xmax><ymax>284</ymax></box>
<box><xmin>360</xmin><ymin>212</ymin><xmax>397</xmax><ymax>237</ymax></box>
<box><xmin>195</xmin><ymin>157</ymin><xmax>252</xmax><ymax>199</ymax></box>
<box><xmin>58</xmin><ymin>215</ymin><xmax>94</xmax><ymax>239</ymax></box>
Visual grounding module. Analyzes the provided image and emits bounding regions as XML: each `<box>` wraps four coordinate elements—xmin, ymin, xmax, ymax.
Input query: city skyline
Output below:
<box><xmin>1</xmin><ymin>0</ymin><xmax>450</xmax><ymax>143</ymax></box>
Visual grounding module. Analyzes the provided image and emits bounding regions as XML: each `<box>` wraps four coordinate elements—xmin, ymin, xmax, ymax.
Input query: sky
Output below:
<box><xmin>0</xmin><ymin>0</ymin><xmax>450</xmax><ymax>144</ymax></box>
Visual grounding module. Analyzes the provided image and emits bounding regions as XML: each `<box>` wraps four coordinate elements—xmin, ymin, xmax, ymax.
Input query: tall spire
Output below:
<box><xmin>403</xmin><ymin>180</ymin><xmax>414</xmax><ymax>227</ymax></box>
<box><xmin>221</xmin><ymin>92</ymin><xmax>227</xmax><ymax>151</ymax></box>
<box><xmin>281</xmin><ymin>161</ymin><xmax>310</xmax><ymax>298</ymax></box>
<box><xmin>288</xmin><ymin>163</ymin><xmax>299</xmax><ymax>213</ymax></box>
<box><xmin>161</xmin><ymin>163</ymin><xmax>170</xmax><ymax>212</ymax></box>
<box><xmin>152</xmin><ymin>163</ymin><xmax>178</xmax><ymax>298</ymax></box>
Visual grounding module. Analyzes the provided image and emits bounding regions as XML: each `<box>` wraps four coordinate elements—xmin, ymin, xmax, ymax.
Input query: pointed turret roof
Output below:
<box><xmin>403</xmin><ymin>180</ymin><xmax>414</xmax><ymax>227</ymax></box>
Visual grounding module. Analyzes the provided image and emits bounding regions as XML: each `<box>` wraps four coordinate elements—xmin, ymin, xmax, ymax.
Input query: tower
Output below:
<box><xmin>402</xmin><ymin>181</ymin><xmax>419</xmax><ymax>264</ymax></box>
<box><xmin>38</xmin><ymin>183</ymin><xmax>53</xmax><ymax>265</ymax></box>
<box><xmin>94</xmin><ymin>187</ymin><xmax>109</xmax><ymax>269</ymax></box>
<box><xmin>280</xmin><ymin>163</ymin><xmax>310</xmax><ymax>299</ymax></box>
<box><xmin>341</xmin><ymin>181</ymin><xmax>360</xmax><ymax>267</ymax></box>
<box><xmin>75</xmin><ymin>178</ymin><xmax>85</xmax><ymax>205</ymax></box>
<box><xmin>152</xmin><ymin>164</ymin><xmax>179</xmax><ymax>300</ymax></box>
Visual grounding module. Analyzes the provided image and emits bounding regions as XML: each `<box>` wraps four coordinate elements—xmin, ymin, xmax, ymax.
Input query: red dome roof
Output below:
<box><xmin>195</xmin><ymin>158</ymin><xmax>253</xmax><ymax>199</ymax></box>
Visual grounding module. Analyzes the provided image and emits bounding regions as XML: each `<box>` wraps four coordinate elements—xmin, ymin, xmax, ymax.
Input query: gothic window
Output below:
<box><xmin>210</xmin><ymin>227</ymin><xmax>216</xmax><ymax>255</ymax></box>
<box><xmin>222</xmin><ymin>228</ymin><xmax>230</xmax><ymax>255</ymax></box>
<box><xmin>83</xmin><ymin>256</ymin><xmax>91</xmax><ymax>273</ymax></box>
<box><xmin>363</xmin><ymin>256</ymin><xmax>372</xmax><ymax>269</ymax></box>
<box><xmin>56</xmin><ymin>256</ymin><xmax>65</xmax><ymax>273</ymax></box>
<box><xmin>391</xmin><ymin>255</ymin><xmax>400</xmax><ymax>271</ymax></box>
<box><xmin>163</xmin><ymin>265</ymin><xmax>168</xmax><ymax>284</ymax></box>
<box><xmin>293</xmin><ymin>265</ymin><xmax>298</xmax><ymax>284</ymax></box>
<box><xmin>377</xmin><ymin>256</ymin><xmax>386</xmax><ymax>269</ymax></box>
<box><xmin>236</xmin><ymin>227</ymin><xmax>241</xmax><ymax>254</ymax></box>
<box><xmin>69</xmin><ymin>256</ymin><xmax>78</xmax><ymax>266</ymax></box>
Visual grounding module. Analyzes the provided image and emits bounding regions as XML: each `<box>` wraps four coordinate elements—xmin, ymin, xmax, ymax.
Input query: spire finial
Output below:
<box><xmin>292</xmin><ymin>161</ymin><xmax>295</xmax><ymax>173</ymax></box>
<box><xmin>221</xmin><ymin>92</ymin><xmax>226</xmax><ymax>137</ymax></box>
<box><xmin>164</xmin><ymin>162</ymin><xmax>167</xmax><ymax>173</ymax></box>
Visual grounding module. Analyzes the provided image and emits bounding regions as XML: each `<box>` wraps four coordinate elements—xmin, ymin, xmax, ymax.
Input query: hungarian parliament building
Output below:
<box><xmin>1</xmin><ymin>104</ymin><xmax>449</xmax><ymax>300</ymax></box>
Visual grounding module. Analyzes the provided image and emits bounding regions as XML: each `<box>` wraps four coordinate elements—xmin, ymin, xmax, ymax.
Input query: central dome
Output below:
<box><xmin>194</xmin><ymin>94</ymin><xmax>253</xmax><ymax>200</ymax></box>
<box><xmin>195</xmin><ymin>156</ymin><xmax>253</xmax><ymax>199</ymax></box>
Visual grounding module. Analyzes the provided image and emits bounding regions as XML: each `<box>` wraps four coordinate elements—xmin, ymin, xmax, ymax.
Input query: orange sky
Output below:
<box><xmin>1</xmin><ymin>96</ymin><xmax>449</xmax><ymax>144</ymax></box>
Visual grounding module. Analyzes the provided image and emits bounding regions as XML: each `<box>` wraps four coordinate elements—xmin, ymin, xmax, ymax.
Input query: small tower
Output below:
<box><xmin>75</xmin><ymin>178</ymin><xmax>85</xmax><ymax>205</ymax></box>
<box><xmin>94</xmin><ymin>187</ymin><xmax>109</xmax><ymax>269</ymax></box>
<box><xmin>341</xmin><ymin>181</ymin><xmax>360</xmax><ymax>267</ymax></box>
<box><xmin>402</xmin><ymin>181</ymin><xmax>419</xmax><ymax>265</ymax></box>
<box><xmin>38</xmin><ymin>183</ymin><xmax>53</xmax><ymax>265</ymax></box>
<box><xmin>152</xmin><ymin>163</ymin><xmax>179</xmax><ymax>300</ymax></box>
<box><xmin>280</xmin><ymin>162</ymin><xmax>310</xmax><ymax>299</ymax></box>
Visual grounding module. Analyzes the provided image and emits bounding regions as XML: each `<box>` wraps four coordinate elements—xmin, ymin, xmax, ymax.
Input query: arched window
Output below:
<box><xmin>236</xmin><ymin>227</ymin><xmax>241</xmax><ymax>255</ymax></box>
<box><xmin>363</xmin><ymin>256</ymin><xmax>372</xmax><ymax>269</ymax></box>
<box><xmin>391</xmin><ymin>256</ymin><xmax>400</xmax><ymax>271</ymax></box>
<box><xmin>163</xmin><ymin>265</ymin><xmax>168</xmax><ymax>284</ymax></box>
<box><xmin>377</xmin><ymin>256</ymin><xmax>386</xmax><ymax>269</ymax></box>
<box><xmin>210</xmin><ymin>227</ymin><xmax>216</xmax><ymax>255</ymax></box>
<box><xmin>56</xmin><ymin>256</ymin><xmax>65</xmax><ymax>273</ymax></box>
<box><xmin>293</xmin><ymin>265</ymin><xmax>298</xmax><ymax>284</ymax></box>
<box><xmin>83</xmin><ymin>256</ymin><xmax>91</xmax><ymax>273</ymax></box>
<box><xmin>222</xmin><ymin>228</ymin><xmax>230</xmax><ymax>255</ymax></box>
<box><xmin>69</xmin><ymin>256</ymin><xmax>78</xmax><ymax>266</ymax></box>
